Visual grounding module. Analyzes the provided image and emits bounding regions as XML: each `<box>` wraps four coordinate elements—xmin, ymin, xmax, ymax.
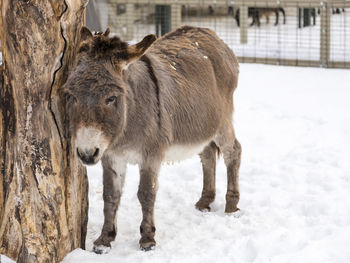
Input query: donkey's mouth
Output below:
<box><xmin>76</xmin><ymin>147</ymin><xmax>100</xmax><ymax>166</ymax></box>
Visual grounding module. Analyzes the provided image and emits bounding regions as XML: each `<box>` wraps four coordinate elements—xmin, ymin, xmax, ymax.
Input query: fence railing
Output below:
<box><xmin>93</xmin><ymin>0</ymin><xmax>350</xmax><ymax>69</ymax></box>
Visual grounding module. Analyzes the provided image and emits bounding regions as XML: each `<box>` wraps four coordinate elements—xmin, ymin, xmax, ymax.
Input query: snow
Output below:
<box><xmin>62</xmin><ymin>64</ymin><xmax>350</xmax><ymax>263</ymax></box>
<box><xmin>0</xmin><ymin>255</ymin><xmax>15</xmax><ymax>263</ymax></box>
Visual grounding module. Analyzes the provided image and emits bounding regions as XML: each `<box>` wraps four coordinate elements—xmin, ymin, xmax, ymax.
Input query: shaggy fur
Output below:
<box><xmin>64</xmin><ymin>25</ymin><xmax>241</xmax><ymax>253</ymax></box>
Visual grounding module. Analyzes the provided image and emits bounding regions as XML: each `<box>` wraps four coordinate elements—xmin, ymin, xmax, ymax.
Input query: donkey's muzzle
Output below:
<box><xmin>77</xmin><ymin>147</ymin><xmax>99</xmax><ymax>165</ymax></box>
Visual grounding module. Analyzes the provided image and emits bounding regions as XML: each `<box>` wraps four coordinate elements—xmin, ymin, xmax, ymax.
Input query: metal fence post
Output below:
<box><xmin>239</xmin><ymin>4</ymin><xmax>248</xmax><ymax>44</ymax></box>
<box><xmin>320</xmin><ymin>2</ymin><xmax>331</xmax><ymax>67</ymax></box>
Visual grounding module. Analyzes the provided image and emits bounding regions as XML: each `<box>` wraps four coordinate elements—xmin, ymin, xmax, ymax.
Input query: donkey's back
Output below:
<box><xmin>151</xmin><ymin>26</ymin><xmax>239</xmax><ymax>95</ymax></box>
<box><xmin>134</xmin><ymin>26</ymin><xmax>239</xmax><ymax>147</ymax></box>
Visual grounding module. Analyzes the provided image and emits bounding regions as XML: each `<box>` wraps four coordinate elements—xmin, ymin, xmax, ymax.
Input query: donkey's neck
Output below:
<box><xmin>115</xmin><ymin>56</ymin><xmax>162</xmax><ymax>150</ymax></box>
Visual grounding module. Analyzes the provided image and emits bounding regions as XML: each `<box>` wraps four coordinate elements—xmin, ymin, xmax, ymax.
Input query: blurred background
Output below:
<box><xmin>86</xmin><ymin>0</ymin><xmax>350</xmax><ymax>69</ymax></box>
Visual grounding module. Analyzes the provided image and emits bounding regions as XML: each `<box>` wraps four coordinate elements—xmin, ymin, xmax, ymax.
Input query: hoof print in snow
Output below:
<box><xmin>93</xmin><ymin>244</ymin><xmax>111</xmax><ymax>254</ymax></box>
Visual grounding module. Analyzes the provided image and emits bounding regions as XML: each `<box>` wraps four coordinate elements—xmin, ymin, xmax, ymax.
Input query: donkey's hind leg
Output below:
<box><xmin>216</xmin><ymin>127</ymin><xmax>242</xmax><ymax>213</ymax></box>
<box><xmin>195</xmin><ymin>142</ymin><xmax>218</xmax><ymax>211</ymax></box>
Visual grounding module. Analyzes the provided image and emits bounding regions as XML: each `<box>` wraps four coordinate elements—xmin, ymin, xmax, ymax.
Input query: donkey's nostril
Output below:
<box><xmin>93</xmin><ymin>148</ymin><xmax>99</xmax><ymax>158</ymax></box>
<box><xmin>76</xmin><ymin>147</ymin><xmax>99</xmax><ymax>165</ymax></box>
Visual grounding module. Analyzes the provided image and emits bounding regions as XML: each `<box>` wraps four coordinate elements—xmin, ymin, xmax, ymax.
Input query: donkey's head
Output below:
<box><xmin>64</xmin><ymin>27</ymin><xmax>156</xmax><ymax>165</ymax></box>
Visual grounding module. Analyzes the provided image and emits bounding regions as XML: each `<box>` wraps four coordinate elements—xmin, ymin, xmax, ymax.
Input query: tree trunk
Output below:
<box><xmin>0</xmin><ymin>1</ymin><xmax>89</xmax><ymax>262</ymax></box>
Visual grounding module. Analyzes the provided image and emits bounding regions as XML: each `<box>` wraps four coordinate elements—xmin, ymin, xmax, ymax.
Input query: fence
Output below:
<box><xmin>92</xmin><ymin>0</ymin><xmax>349</xmax><ymax>69</ymax></box>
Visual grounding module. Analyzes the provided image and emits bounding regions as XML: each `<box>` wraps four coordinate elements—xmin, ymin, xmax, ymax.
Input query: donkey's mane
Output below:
<box><xmin>78</xmin><ymin>29</ymin><xmax>129</xmax><ymax>59</ymax></box>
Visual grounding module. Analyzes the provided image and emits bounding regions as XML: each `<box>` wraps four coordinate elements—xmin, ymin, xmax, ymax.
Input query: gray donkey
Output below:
<box><xmin>64</xmin><ymin>25</ymin><xmax>241</xmax><ymax>253</ymax></box>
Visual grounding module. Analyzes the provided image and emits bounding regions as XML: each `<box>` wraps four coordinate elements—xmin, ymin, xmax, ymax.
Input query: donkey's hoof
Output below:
<box><xmin>139</xmin><ymin>237</ymin><xmax>156</xmax><ymax>251</ymax></box>
<box><xmin>195</xmin><ymin>197</ymin><xmax>214</xmax><ymax>212</ymax></box>
<box><xmin>225</xmin><ymin>205</ymin><xmax>240</xmax><ymax>214</ymax></box>
<box><xmin>195</xmin><ymin>203</ymin><xmax>210</xmax><ymax>212</ymax></box>
<box><xmin>93</xmin><ymin>235</ymin><xmax>112</xmax><ymax>254</ymax></box>
<box><xmin>93</xmin><ymin>244</ymin><xmax>111</xmax><ymax>254</ymax></box>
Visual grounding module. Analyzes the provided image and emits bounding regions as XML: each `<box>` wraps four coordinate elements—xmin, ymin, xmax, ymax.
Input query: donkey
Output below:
<box><xmin>64</xmin><ymin>25</ymin><xmax>241</xmax><ymax>253</ymax></box>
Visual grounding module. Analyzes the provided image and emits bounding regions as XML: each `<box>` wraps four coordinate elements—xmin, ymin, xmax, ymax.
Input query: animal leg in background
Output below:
<box><xmin>280</xmin><ymin>8</ymin><xmax>286</xmax><ymax>24</ymax></box>
<box><xmin>274</xmin><ymin>9</ymin><xmax>279</xmax><ymax>25</ymax></box>
<box><xmin>250</xmin><ymin>8</ymin><xmax>261</xmax><ymax>27</ymax></box>
<box><xmin>235</xmin><ymin>9</ymin><xmax>240</xmax><ymax>26</ymax></box>
<box><xmin>196</xmin><ymin>142</ymin><xmax>218</xmax><ymax>211</ymax></box>
<box><xmin>228</xmin><ymin>6</ymin><xmax>234</xmax><ymax>16</ymax></box>
<box><xmin>255</xmin><ymin>9</ymin><xmax>261</xmax><ymax>27</ymax></box>
<box><xmin>208</xmin><ymin>6</ymin><xmax>214</xmax><ymax>16</ymax></box>
<box><xmin>250</xmin><ymin>17</ymin><xmax>255</xmax><ymax>27</ymax></box>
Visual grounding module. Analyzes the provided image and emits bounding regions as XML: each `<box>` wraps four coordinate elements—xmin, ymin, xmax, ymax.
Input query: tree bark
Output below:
<box><xmin>0</xmin><ymin>1</ymin><xmax>89</xmax><ymax>262</ymax></box>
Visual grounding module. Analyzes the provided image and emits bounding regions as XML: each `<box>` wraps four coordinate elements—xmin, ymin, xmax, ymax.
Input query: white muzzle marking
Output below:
<box><xmin>76</xmin><ymin>126</ymin><xmax>109</xmax><ymax>163</ymax></box>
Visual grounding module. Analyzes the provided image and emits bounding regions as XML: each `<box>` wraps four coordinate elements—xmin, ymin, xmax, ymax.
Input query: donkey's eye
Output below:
<box><xmin>105</xmin><ymin>96</ymin><xmax>117</xmax><ymax>105</ymax></box>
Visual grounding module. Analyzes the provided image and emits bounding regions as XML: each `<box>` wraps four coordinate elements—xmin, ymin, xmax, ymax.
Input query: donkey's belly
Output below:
<box><xmin>164</xmin><ymin>141</ymin><xmax>210</xmax><ymax>162</ymax></box>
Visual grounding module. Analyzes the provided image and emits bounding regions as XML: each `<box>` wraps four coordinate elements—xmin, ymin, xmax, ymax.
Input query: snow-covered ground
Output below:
<box><xmin>61</xmin><ymin>64</ymin><xmax>350</xmax><ymax>263</ymax></box>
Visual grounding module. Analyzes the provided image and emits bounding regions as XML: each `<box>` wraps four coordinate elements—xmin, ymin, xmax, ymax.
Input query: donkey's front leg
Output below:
<box><xmin>93</xmin><ymin>157</ymin><xmax>126</xmax><ymax>254</ymax></box>
<box><xmin>137</xmin><ymin>158</ymin><xmax>161</xmax><ymax>251</ymax></box>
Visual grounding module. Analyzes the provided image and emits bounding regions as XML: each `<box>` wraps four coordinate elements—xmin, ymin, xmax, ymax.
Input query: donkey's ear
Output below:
<box><xmin>121</xmin><ymin>34</ymin><xmax>157</xmax><ymax>70</ymax></box>
<box><xmin>80</xmin><ymin>26</ymin><xmax>93</xmax><ymax>42</ymax></box>
<box><xmin>129</xmin><ymin>34</ymin><xmax>157</xmax><ymax>57</ymax></box>
<box><xmin>103</xmin><ymin>27</ymin><xmax>110</xmax><ymax>37</ymax></box>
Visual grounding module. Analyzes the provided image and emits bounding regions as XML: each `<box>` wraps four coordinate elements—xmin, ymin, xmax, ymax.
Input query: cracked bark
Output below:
<box><xmin>0</xmin><ymin>0</ymin><xmax>89</xmax><ymax>262</ymax></box>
